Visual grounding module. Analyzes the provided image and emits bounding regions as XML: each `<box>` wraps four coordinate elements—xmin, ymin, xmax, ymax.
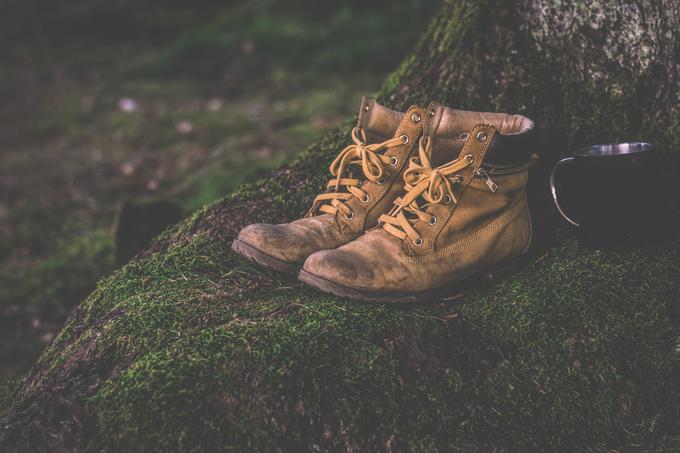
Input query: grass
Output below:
<box><xmin>0</xmin><ymin>379</ymin><xmax>20</xmax><ymax>415</ymax></box>
<box><xmin>0</xmin><ymin>229</ymin><xmax>113</xmax><ymax>377</ymax></box>
<box><xmin>0</xmin><ymin>0</ymin><xmax>435</xmax><ymax>381</ymax></box>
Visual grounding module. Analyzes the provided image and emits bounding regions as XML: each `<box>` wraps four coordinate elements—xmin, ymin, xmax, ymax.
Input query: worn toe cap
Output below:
<box><xmin>236</xmin><ymin>223</ymin><xmax>317</xmax><ymax>264</ymax></box>
<box><xmin>303</xmin><ymin>248</ymin><xmax>377</xmax><ymax>289</ymax></box>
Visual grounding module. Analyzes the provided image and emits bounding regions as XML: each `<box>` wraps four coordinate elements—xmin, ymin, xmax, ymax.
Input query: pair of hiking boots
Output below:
<box><xmin>232</xmin><ymin>97</ymin><xmax>537</xmax><ymax>302</ymax></box>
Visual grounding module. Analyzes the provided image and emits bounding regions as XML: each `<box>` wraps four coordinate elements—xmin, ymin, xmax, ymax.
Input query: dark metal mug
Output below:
<box><xmin>550</xmin><ymin>142</ymin><xmax>660</xmax><ymax>243</ymax></box>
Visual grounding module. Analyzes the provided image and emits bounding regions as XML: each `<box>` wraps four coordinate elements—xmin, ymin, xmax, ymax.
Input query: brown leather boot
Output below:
<box><xmin>299</xmin><ymin>103</ymin><xmax>537</xmax><ymax>302</ymax></box>
<box><xmin>232</xmin><ymin>97</ymin><xmax>427</xmax><ymax>273</ymax></box>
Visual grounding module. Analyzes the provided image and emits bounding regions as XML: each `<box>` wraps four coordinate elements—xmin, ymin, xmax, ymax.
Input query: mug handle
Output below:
<box><xmin>549</xmin><ymin>157</ymin><xmax>580</xmax><ymax>227</ymax></box>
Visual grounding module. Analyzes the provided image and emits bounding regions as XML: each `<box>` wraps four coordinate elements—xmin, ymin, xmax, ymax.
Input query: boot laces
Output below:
<box><xmin>309</xmin><ymin>127</ymin><xmax>406</xmax><ymax>218</ymax></box>
<box><xmin>379</xmin><ymin>136</ymin><xmax>473</xmax><ymax>245</ymax></box>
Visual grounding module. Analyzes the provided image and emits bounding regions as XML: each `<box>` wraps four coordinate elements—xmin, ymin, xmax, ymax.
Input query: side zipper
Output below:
<box><xmin>476</xmin><ymin>167</ymin><xmax>498</xmax><ymax>192</ymax></box>
<box><xmin>475</xmin><ymin>158</ymin><xmax>535</xmax><ymax>193</ymax></box>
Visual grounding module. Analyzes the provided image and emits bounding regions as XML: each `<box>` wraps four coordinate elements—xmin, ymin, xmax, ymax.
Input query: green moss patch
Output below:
<box><xmin>4</xmin><ymin>223</ymin><xmax>676</xmax><ymax>450</ymax></box>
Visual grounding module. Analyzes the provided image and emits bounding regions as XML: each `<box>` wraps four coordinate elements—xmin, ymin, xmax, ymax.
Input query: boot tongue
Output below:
<box><xmin>356</xmin><ymin>96</ymin><xmax>404</xmax><ymax>144</ymax></box>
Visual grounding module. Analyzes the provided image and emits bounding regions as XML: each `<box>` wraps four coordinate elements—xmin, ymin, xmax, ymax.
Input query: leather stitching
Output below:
<box><xmin>358</xmin><ymin>107</ymin><xmax>424</xmax><ymax>230</ymax></box>
<box><xmin>403</xmin><ymin>196</ymin><xmax>528</xmax><ymax>263</ymax></box>
<box><xmin>405</xmin><ymin>124</ymin><xmax>496</xmax><ymax>255</ymax></box>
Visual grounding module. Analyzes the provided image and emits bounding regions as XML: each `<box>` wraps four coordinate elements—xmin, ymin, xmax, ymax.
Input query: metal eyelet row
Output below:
<box><xmin>409</xmin><ymin>149</ymin><xmax>474</xmax><ymax>245</ymax></box>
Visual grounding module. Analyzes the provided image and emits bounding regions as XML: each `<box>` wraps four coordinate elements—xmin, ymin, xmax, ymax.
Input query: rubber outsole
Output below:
<box><xmin>298</xmin><ymin>252</ymin><xmax>532</xmax><ymax>304</ymax></box>
<box><xmin>231</xmin><ymin>238</ymin><xmax>301</xmax><ymax>275</ymax></box>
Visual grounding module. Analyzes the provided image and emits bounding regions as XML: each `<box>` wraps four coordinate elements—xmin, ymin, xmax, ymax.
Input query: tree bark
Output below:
<box><xmin>2</xmin><ymin>1</ymin><xmax>679</xmax><ymax>451</ymax></box>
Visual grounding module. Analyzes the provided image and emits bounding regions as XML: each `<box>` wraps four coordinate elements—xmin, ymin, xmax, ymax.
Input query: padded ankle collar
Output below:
<box><xmin>425</xmin><ymin>102</ymin><xmax>536</xmax><ymax>166</ymax></box>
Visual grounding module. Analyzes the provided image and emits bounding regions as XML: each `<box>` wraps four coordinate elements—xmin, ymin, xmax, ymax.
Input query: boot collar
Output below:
<box><xmin>424</xmin><ymin>102</ymin><xmax>535</xmax><ymax>166</ymax></box>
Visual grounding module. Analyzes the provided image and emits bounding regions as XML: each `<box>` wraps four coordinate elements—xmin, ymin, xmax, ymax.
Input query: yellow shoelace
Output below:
<box><xmin>310</xmin><ymin>127</ymin><xmax>407</xmax><ymax>218</ymax></box>
<box><xmin>379</xmin><ymin>136</ymin><xmax>473</xmax><ymax>245</ymax></box>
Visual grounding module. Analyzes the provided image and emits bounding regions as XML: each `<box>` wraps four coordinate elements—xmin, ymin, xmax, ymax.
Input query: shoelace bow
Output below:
<box><xmin>310</xmin><ymin>127</ymin><xmax>406</xmax><ymax>218</ymax></box>
<box><xmin>379</xmin><ymin>136</ymin><xmax>473</xmax><ymax>245</ymax></box>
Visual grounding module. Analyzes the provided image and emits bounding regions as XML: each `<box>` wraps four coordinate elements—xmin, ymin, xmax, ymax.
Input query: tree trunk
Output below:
<box><xmin>2</xmin><ymin>1</ymin><xmax>680</xmax><ymax>451</ymax></box>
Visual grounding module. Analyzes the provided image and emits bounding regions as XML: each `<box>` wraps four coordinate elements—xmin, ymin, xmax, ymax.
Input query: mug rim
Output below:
<box><xmin>574</xmin><ymin>142</ymin><xmax>654</xmax><ymax>158</ymax></box>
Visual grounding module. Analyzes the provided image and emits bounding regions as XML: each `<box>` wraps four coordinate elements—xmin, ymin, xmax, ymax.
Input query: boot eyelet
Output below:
<box><xmin>377</xmin><ymin>177</ymin><xmax>386</xmax><ymax>185</ymax></box>
<box><xmin>400</xmin><ymin>134</ymin><xmax>409</xmax><ymax>144</ymax></box>
<box><xmin>465</xmin><ymin>154</ymin><xmax>474</xmax><ymax>164</ymax></box>
<box><xmin>360</xmin><ymin>194</ymin><xmax>370</xmax><ymax>203</ymax></box>
<box><xmin>413</xmin><ymin>238</ymin><xmax>424</xmax><ymax>246</ymax></box>
<box><xmin>345</xmin><ymin>211</ymin><xmax>354</xmax><ymax>220</ymax></box>
<box><xmin>364</xmin><ymin>105</ymin><xmax>370</xmax><ymax>112</ymax></box>
<box><xmin>459</xmin><ymin>132</ymin><xmax>469</xmax><ymax>140</ymax></box>
<box><xmin>428</xmin><ymin>216</ymin><xmax>437</xmax><ymax>225</ymax></box>
<box><xmin>444</xmin><ymin>195</ymin><xmax>452</xmax><ymax>205</ymax></box>
<box><xmin>411</xmin><ymin>113</ymin><xmax>422</xmax><ymax>123</ymax></box>
<box><xmin>390</xmin><ymin>156</ymin><xmax>399</xmax><ymax>167</ymax></box>
<box><xmin>476</xmin><ymin>131</ymin><xmax>488</xmax><ymax>142</ymax></box>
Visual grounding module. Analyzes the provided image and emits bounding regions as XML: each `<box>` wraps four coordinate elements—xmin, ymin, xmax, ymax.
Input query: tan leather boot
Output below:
<box><xmin>232</xmin><ymin>97</ymin><xmax>427</xmax><ymax>273</ymax></box>
<box><xmin>299</xmin><ymin>104</ymin><xmax>537</xmax><ymax>302</ymax></box>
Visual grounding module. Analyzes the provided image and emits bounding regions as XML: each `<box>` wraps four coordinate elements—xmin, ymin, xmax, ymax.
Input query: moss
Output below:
<box><xmin>0</xmin><ymin>228</ymin><xmax>112</xmax><ymax>313</ymax></box>
<box><xmin>0</xmin><ymin>379</ymin><xmax>20</xmax><ymax>415</ymax></box>
<box><xmin>0</xmin><ymin>229</ymin><xmax>113</xmax><ymax>377</ymax></box>
<box><xmin>2</xmin><ymin>0</ymin><xmax>680</xmax><ymax>451</ymax></box>
<box><xmin>6</xmin><ymin>228</ymin><xmax>677</xmax><ymax>451</ymax></box>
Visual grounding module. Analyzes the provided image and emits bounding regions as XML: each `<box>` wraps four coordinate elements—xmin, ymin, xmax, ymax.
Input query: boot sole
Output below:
<box><xmin>231</xmin><ymin>238</ymin><xmax>300</xmax><ymax>275</ymax></box>
<box><xmin>298</xmin><ymin>252</ymin><xmax>532</xmax><ymax>304</ymax></box>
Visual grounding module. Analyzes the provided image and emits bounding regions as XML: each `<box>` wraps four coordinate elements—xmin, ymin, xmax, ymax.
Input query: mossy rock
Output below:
<box><xmin>2</xmin><ymin>0</ymin><xmax>680</xmax><ymax>451</ymax></box>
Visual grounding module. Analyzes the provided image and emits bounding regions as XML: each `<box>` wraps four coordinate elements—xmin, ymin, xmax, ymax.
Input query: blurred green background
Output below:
<box><xmin>0</xmin><ymin>0</ymin><xmax>437</xmax><ymax>380</ymax></box>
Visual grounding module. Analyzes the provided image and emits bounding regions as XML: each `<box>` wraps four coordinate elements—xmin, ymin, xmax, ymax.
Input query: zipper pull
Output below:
<box><xmin>476</xmin><ymin>167</ymin><xmax>498</xmax><ymax>192</ymax></box>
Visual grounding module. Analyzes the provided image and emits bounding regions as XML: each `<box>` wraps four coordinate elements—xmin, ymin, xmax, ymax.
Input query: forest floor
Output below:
<box><xmin>0</xmin><ymin>0</ymin><xmax>435</xmax><ymax>381</ymax></box>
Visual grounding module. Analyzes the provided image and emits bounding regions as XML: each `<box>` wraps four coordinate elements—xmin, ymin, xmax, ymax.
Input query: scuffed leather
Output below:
<box><xmin>303</xmin><ymin>194</ymin><xmax>530</xmax><ymax>291</ymax></box>
<box><xmin>235</xmin><ymin>98</ymin><xmax>425</xmax><ymax>265</ymax></box>
<box><xmin>236</xmin><ymin>214</ymin><xmax>355</xmax><ymax>264</ymax></box>
<box><xmin>358</xmin><ymin>97</ymin><xmax>404</xmax><ymax>143</ymax></box>
<box><xmin>335</xmin><ymin>104</ymin><xmax>426</xmax><ymax>234</ymax></box>
<box><xmin>303</xmin><ymin>116</ymin><xmax>536</xmax><ymax>292</ymax></box>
